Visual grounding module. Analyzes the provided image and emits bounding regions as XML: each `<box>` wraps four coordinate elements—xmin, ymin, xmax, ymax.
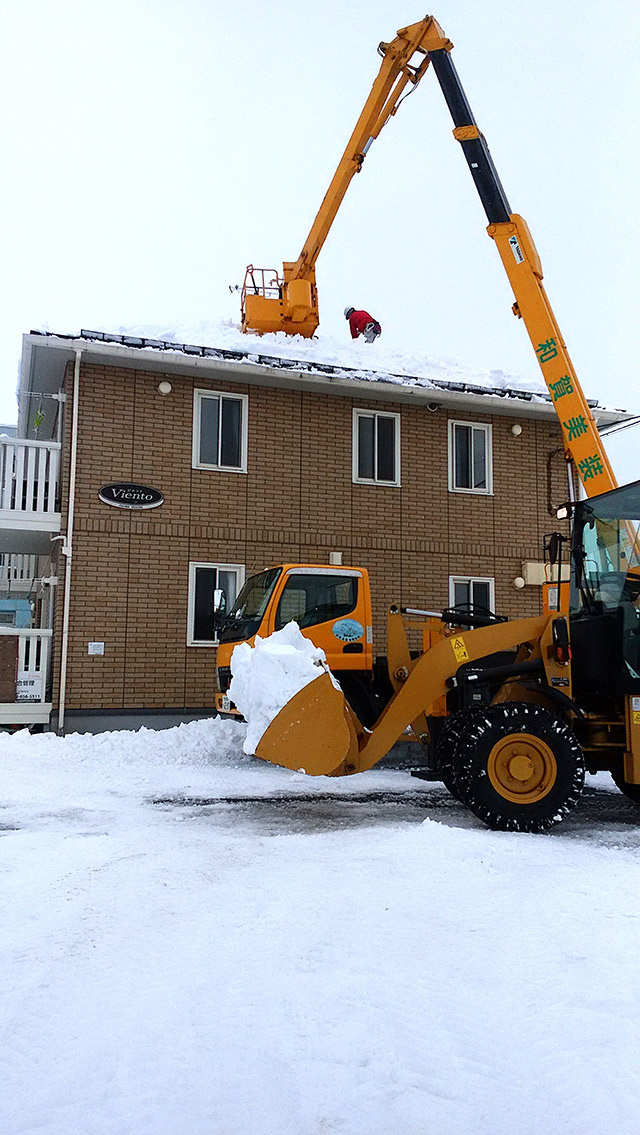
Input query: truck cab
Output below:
<box><xmin>214</xmin><ymin>564</ymin><xmax>374</xmax><ymax>716</ymax></box>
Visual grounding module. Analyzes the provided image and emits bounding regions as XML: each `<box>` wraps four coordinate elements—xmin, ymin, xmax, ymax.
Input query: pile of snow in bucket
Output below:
<box><xmin>228</xmin><ymin>622</ymin><xmax>329</xmax><ymax>754</ymax></box>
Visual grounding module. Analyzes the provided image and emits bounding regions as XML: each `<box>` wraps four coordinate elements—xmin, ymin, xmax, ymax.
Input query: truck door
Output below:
<box><xmin>270</xmin><ymin>567</ymin><xmax>372</xmax><ymax>673</ymax></box>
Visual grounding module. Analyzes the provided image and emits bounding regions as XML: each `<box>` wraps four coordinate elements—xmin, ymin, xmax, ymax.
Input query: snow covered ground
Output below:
<box><xmin>2</xmin><ymin>718</ymin><xmax>640</xmax><ymax>1135</ymax></box>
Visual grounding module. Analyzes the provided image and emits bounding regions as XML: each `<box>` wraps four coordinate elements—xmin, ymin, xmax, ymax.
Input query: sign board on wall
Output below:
<box><xmin>17</xmin><ymin>673</ymin><xmax>42</xmax><ymax>702</ymax></box>
<box><xmin>98</xmin><ymin>483</ymin><xmax>163</xmax><ymax>509</ymax></box>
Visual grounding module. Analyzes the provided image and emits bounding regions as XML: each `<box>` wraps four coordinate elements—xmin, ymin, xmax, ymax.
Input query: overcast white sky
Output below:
<box><xmin>0</xmin><ymin>0</ymin><xmax>638</xmax><ymax>478</ymax></box>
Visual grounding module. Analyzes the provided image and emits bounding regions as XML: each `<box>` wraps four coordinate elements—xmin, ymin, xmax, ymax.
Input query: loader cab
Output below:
<box><xmin>569</xmin><ymin>479</ymin><xmax>640</xmax><ymax>695</ymax></box>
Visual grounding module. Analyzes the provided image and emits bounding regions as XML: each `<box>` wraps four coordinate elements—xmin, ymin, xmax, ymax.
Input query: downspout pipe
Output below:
<box><xmin>57</xmin><ymin>349</ymin><xmax>81</xmax><ymax>735</ymax></box>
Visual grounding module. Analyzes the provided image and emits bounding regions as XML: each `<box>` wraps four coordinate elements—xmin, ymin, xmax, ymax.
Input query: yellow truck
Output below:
<box><xmin>215</xmin><ymin>564</ymin><xmax>385</xmax><ymax>727</ymax></box>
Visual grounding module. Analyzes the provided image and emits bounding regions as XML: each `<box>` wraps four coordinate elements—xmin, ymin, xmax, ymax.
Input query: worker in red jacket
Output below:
<box><xmin>344</xmin><ymin>307</ymin><xmax>382</xmax><ymax>343</ymax></box>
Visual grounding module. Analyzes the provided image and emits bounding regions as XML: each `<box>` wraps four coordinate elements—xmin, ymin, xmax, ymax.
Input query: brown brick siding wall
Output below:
<box><xmin>50</xmin><ymin>360</ymin><xmax>568</xmax><ymax>712</ymax></box>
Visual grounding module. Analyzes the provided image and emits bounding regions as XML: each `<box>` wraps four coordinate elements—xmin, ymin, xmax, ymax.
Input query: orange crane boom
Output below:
<box><xmin>240</xmin><ymin>15</ymin><xmax>618</xmax><ymax>498</ymax></box>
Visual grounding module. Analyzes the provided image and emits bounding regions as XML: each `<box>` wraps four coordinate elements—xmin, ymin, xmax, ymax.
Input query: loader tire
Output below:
<box><xmin>610</xmin><ymin>767</ymin><xmax>640</xmax><ymax>803</ymax></box>
<box><xmin>455</xmin><ymin>702</ymin><xmax>584</xmax><ymax>833</ymax></box>
<box><xmin>436</xmin><ymin>708</ymin><xmax>484</xmax><ymax>803</ymax></box>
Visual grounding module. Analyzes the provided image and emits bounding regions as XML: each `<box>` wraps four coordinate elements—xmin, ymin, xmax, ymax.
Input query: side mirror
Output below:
<box><xmin>549</xmin><ymin>534</ymin><xmax>559</xmax><ymax>567</ymax></box>
<box><xmin>212</xmin><ymin>588</ymin><xmax>227</xmax><ymax>641</ymax></box>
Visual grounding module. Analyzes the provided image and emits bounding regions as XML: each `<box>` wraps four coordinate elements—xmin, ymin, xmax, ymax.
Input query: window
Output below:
<box><xmin>274</xmin><ymin>570</ymin><xmax>359</xmax><ymax>631</ymax></box>
<box><xmin>193</xmin><ymin>389</ymin><xmax>248</xmax><ymax>472</ymax></box>
<box><xmin>353</xmin><ymin>409</ymin><xmax>400</xmax><ymax>485</ymax></box>
<box><xmin>449</xmin><ymin>575</ymin><xmax>495</xmax><ymax>616</ymax></box>
<box><xmin>448</xmin><ymin>421</ymin><xmax>492</xmax><ymax>494</ymax></box>
<box><xmin>187</xmin><ymin>562</ymin><xmax>245</xmax><ymax>646</ymax></box>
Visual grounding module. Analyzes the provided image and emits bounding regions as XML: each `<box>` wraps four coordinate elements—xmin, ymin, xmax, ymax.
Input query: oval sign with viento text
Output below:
<box><xmin>98</xmin><ymin>483</ymin><xmax>164</xmax><ymax>510</ymax></box>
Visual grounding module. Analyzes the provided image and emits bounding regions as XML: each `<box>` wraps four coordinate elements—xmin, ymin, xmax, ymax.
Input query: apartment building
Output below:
<box><xmin>0</xmin><ymin>328</ymin><xmax>629</xmax><ymax>732</ymax></box>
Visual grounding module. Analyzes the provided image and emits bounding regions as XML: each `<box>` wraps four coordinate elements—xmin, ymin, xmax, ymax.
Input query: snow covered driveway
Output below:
<box><xmin>1</xmin><ymin>719</ymin><xmax>639</xmax><ymax>1135</ymax></box>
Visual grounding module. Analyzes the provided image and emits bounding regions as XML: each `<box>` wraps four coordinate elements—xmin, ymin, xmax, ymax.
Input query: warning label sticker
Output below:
<box><xmin>451</xmin><ymin>636</ymin><xmax>469</xmax><ymax>663</ymax></box>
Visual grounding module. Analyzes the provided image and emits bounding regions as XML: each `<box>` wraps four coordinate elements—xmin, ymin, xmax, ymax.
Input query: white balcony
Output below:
<box><xmin>0</xmin><ymin>628</ymin><xmax>52</xmax><ymax>725</ymax></box>
<box><xmin>0</xmin><ymin>554</ymin><xmax>40</xmax><ymax>593</ymax></box>
<box><xmin>0</xmin><ymin>439</ymin><xmax>61</xmax><ymax>554</ymax></box>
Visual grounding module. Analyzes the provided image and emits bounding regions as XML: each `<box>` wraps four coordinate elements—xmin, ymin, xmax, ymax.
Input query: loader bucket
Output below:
<box><xmin>254</xmin><ymin>671</ymin><xmax>361</xmax><ymax>776</ymax></box>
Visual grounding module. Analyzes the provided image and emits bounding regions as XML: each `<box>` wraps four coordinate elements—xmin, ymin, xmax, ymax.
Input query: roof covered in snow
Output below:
<box><xmin>18</xmin><ymin>321</ymin><xmax>634</xmax><ymax>438</ymax></box>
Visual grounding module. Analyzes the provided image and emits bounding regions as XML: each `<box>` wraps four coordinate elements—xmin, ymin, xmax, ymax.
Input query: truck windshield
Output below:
<box><xmin>218</xmin><ymin>567</ymin><xmax>282</xmax><ymax>642</ymax></box>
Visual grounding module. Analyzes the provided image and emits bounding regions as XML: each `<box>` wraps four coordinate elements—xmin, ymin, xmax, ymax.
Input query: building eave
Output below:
<box><xmin>19</xmin><ymin>329</ymin><xmax>635</xmax><ymax>438</ymax></box>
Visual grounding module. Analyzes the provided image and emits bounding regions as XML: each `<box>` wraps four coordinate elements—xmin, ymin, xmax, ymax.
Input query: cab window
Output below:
<box><xmin>275</xmin><ymin>574</ymin><xmax>358</xmax><ymax>631</ymax></box>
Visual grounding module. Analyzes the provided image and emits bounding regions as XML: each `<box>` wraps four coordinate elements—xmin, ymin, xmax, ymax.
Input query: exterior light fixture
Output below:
<box><xmin>158</xmin><ymin>381</ymin><xmax>172</xmax><ymax>395</ymax></box>
<box><xmin>511</xmin><ymin>423</ymin><xmax>523</xmax><ymax>436</ymax></box>
<box><xmin>512</xmin><ymin>576</ymin><xmax>526</xmax><ymax>590</ymax></box>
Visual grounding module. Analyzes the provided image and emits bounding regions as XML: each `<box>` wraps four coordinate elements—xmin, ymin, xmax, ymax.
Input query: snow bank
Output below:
<box><xmin>2</xmin><ymin>713</ymin><xmax>246</xmax><ymax>770</ymax></box>
<box><xmin>228</xmin><ymin>622</ymin><xmax>329</xmax><ymax>754</ymax></box>
<box><xmin>0</xmin><ymin>716</ymin><xmax>254</xmax><ymax>807</ymax></box>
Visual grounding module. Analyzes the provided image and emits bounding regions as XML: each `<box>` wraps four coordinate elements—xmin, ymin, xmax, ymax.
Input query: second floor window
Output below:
<box><xmin>353</xmin><ymin>409</ymin><xmax>400</xmax><ymax>486</ymax></box>
<box><xmin>193</xmin><ymin>389</ymin><xmax>248</xmax><ymax>472</ymax></box>
<box><xmin>448</xmin><ymin>421</ymin><xmax>492</xmax><ymax>494</ymax></box>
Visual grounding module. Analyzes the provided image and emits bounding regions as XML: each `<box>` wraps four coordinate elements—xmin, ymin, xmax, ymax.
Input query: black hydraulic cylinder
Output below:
<box><xmin>452</xmin><ymin>658</ymin><xmax>544</xmax><ymax>686</ymax></box>
<box><xmin>441</xmin><ymin>608</ymin><xmax>508</xmax><ymax>628</ymax></box>
<box><xmin>428</xmin><ymin>49</ymin><xmax>512</xmax><ymax>225</ymax></box>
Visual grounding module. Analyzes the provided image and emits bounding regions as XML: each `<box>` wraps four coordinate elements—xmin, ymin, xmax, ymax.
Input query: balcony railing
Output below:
<box><xmin>0</xmin><ymin>439</ymin><xmax>61</xmax><ymax>553</ymax></box>
<box><xmin>0</xmin><ymin>438</ymin><xmax>60</xmax><ymax>516</ymax></box>
<box><xmin>0</xmin><ymin>554</ymin><xmax>39</xmax><ymax>591</ymax></box>
<box><xmin>0</xmin><ymin>628</ymin><xmax>53</xmax><ymax>725</ymax></box>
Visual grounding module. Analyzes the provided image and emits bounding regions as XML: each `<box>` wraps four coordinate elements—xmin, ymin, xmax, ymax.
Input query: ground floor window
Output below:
<box><xmin>449</xmin><ymin>575</ymin><xmax>495</xmax><ymax>616</ymax></box>
<box><xmin>187</xmin><ymin>562</ymin><xmax>245</xmax><ymax>646</ymax></box>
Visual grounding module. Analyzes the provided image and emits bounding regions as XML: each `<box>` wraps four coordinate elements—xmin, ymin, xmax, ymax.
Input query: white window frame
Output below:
<box><xmin>448</xmin><ymin>575</ymin><xmax>495</xmax><ymax>614</ymax></box>
<box><xmin>448</xmin><ymin>420</ymin><xmax>493</xmax><ymax>495</ymax></box>
<box><xmin>352</xmin><ymin>408</ymin><xmax>401</xmax><ymax>487</ymax></box>
<box><xmin>192</xmin><ymin>388</ymin><xmax>249</xmax><ymax>473</ymax></box>
<box><xmin>187</xmin><ymin>561</ymin><xmax>245</xmax><ymax>647</ymax></box>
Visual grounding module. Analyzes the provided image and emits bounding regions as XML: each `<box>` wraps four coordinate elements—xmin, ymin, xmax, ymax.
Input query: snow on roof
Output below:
<box><xmin>31</xmin><ymin>320</ymin><xmax>635</xmax><ymax>420</ymax></box>
<box><xmin>123</xmin><ymin>318</ymin><xmax>545</xmax><ymax>398</ymax></box>
<box><xmin>30</xmin><ymin>319</ymin><xmax>562</xmax><ymax>406</ymax></box>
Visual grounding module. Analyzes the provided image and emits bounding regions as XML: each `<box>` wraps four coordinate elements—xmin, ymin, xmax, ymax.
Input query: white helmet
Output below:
<box><xmin>344</xmin><ymin>307</ymin><xmax>355</xmax><ymax>319</ymax></box>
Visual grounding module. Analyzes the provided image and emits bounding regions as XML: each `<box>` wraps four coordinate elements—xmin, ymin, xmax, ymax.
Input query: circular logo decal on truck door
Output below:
<box><xmin>332</xmin><ymin>618</ymin><xmax>364</xmax><ymax>642</ymax></box>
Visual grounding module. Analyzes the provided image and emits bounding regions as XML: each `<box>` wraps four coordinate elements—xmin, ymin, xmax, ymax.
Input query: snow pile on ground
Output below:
<box><xmin>108</xmin><ymin>318</ymin><xmax>546</xmax><ymax>397</ymax></box>
<box><xmin>1</xmin><ymin>720</ymin><xmax>639</xmax><ymax>1135</ymax></box>
<box><xmin>229</xmin><ymin>622</ymin><xmax>329</xmax><ymax>754</ymax></box>
<box><xmin>1</xmin><ymin>715</ymin><xmax>250</xmax><ymax>804</ymax></box>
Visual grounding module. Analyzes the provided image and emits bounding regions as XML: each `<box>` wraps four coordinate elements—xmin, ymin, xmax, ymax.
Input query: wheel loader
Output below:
<box><xmin>249</xmin><ymin>478</ymin><xmax>640</xmax><ymax>832</ymax></box>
